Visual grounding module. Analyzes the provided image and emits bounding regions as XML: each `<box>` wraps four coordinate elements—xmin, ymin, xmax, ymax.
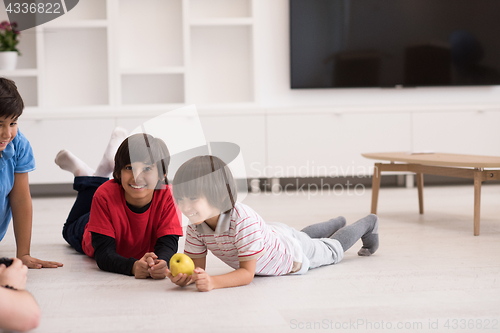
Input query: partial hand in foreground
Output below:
<box><xmin>0</xmin><ymin>258</ymin><xmax>27</xmax><ymax>290</ymax></box>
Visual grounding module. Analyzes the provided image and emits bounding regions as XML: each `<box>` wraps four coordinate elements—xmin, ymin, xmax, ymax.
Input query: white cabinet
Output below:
<box><xmin>412</xmin><ymin>110</ymin><xmax>500</xmax><ymax>156</ymax></box>
<box><xmin>21</xmin><ymin>118</ymin><xmax>116</xmax><ymax>184</ymax></box>
<box><xmin>199</xmin><ymin>114</ymin><xmax>266</xmax><ymax>178</ymax></box>
<box><xmin>267</xmin><ymin>112</ymin><xmax>412</xmax><ymax>177</ymax></box>
<box><xmin>115</xmin><ymin>113</ymin><xmax>266</xmax><ymax>179</ymax></box>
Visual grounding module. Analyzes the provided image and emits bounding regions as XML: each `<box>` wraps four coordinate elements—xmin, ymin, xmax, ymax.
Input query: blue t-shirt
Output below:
<box><xmin>0</xmin><ymin>129</ymin><xmax>36</xmax><ymax>241</ymax></box>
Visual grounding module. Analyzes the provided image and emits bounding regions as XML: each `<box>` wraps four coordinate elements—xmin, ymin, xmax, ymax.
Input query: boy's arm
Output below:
<box><xmin>0</xmin><ymin>288</ymin><xmax>41</xmax><ymax>332</ymax></box>
<box><xmin>192</xmin><ymin>257</ymin><xmax>206</xmax><ymax>270</ymax></box>
<box><xmin>91</xmin><ymin>232</ymin><xmax>137</xmax><ymax>276</ymax></box>
<box><xmin>10</xmin><ymin>173</ymin><xmax>63</xmax><ymax>269</ymax></box>
<box><xmin>91</xmin><ymin>232</ymin><xmax>157</xmax><ymax>279</ymax></box>
<box><xmin>147</xmin><ymin>235</ymin><xmax>180</xmax><ymax>279</ymax></box>
<box><xmin>193</xmin><ymin>259</ymin><xmax>256</xmax><ymax>292</ymax></box>
<box><xmin>154</xmin><ymin>235</ymin><xmax>179</xmax><ymax>263</ymax></box>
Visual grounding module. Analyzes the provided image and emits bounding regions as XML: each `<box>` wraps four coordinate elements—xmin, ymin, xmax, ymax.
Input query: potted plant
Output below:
<box><xmin>0</xmin><ymin>21</ymin><xmax>21</xmax><ymax>70</ymax></box>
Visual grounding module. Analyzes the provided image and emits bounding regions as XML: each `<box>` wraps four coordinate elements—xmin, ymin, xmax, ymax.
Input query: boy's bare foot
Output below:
<box><xmin>55</xmin><ymin>150</ymin><xmax>95</xmax><ymax>177</ymax></box>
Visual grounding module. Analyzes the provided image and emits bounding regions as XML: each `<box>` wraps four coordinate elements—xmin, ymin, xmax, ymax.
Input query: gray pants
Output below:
<box><xmin>268</xmin><ymin>222</ymin><xmax>344</xmax><ymax>275</ymax></box>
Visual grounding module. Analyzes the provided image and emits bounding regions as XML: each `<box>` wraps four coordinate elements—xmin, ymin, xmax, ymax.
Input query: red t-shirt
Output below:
<box><xmin>82</xmin><ymin>180</ymin><xmax>183</xmax><ymax>259</ymax></box>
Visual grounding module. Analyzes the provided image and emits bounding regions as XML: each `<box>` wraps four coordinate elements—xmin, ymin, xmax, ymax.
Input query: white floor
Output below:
<box><xmin>1</xmin><ymin>184</ymin><xmax>499</xmax><ymax>333</ymax></box>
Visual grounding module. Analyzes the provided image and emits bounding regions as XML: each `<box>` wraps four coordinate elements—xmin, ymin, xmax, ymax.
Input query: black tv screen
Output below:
<box><xmin>290</xmin><ymin>0</ymin><xmax>500</xmax><ymax>88</ymax></box>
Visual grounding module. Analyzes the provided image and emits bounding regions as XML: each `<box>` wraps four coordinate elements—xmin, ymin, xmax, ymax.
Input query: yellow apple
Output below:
<box><xmin>169</xmin><ymin>253</ymin><xmax>195</xmax><ymax>277</ymax></box>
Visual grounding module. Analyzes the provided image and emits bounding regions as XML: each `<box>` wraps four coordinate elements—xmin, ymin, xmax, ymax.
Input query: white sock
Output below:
<box><xmin>94</xmin><ymin>127</ymin><xmax>128</xmax><ymax>177</ymax></box>
<box><xmin>55</xmin><ymin>150</ymin><xmax>95</xmax><ymax>177</ymax></box>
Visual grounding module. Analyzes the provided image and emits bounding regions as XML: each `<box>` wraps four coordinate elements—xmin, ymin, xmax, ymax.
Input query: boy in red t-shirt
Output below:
<box><xmin>56</xmin><ymin>129</ymin><xmax>183</xmax><ymax>278</ymax></box>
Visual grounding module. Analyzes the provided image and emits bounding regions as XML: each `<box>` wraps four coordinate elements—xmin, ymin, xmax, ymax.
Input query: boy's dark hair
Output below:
<box><xmin>113</xmin><ymin>133</ymin><xmax>170</xmax><ymax>186</ymax></box>
<box><xmin>0</xmin><ymin>77</ymin><xmax>24</xmax><ymax>119</ymax></box>
<box><xmin>173</xmin><ymin>155</ymin><xmax>237</xmax><ymax>213</ymax></box>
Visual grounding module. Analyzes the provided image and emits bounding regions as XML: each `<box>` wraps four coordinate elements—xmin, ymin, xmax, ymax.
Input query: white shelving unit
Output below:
<box><xmin>0</xmin><ymin>69</ymin><xmax>38</xmax><ymax>76</ymax></box>
<box><xmin>117</xmin><ymin>0</ymin><xmax>185</xmax><ymax>106</ymax></box>
<box><xmin>42</xmin><ymin>20</ymin><xmax>108</xmax><ymax>28</ymax></box>
<box><xmin>0</xmin><ymin>7</ymin><xmax>39</xmax><ymax>107</ymax></box>
<box><xmin>0</xmin><ymin>0</ymin><xmax>257</xmax><ymax>185</ymax></box>
<box><xmin>190</xmin><ymin>18</ymin><xmax>253</xmax><ymax>26</ymax></box>
<box><xmin>187</xmin><ymin>0</ymin><xmax>254</xmax><ymax>105</ymax></box>
<box><xmin>0</xmin><ymin>0</ymin><xmax>256</xmax><ymax>114</ymax></box>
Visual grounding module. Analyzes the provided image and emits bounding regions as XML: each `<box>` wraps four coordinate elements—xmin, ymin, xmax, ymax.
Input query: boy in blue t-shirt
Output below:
<box><xmin>0</xmin><ymin>77</ymin><xmax>63</xmax><ymax>269</ymax></box>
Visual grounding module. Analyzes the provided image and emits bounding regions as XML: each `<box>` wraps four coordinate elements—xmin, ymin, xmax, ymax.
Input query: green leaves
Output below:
<box><xmin>0</xmin><ymin>21</ymin><xmax>21</xmax><ymax>55</ymax></box>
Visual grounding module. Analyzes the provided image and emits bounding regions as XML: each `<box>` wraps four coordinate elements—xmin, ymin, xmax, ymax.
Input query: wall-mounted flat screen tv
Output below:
<box><xmin>290</xmin><ymin>0</ymin><xmax>500</xmax><ymax>88</ymax></box>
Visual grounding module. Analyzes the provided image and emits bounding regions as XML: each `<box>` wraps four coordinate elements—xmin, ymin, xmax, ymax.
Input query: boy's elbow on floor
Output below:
<box><xmin>95</xmin><ymin>260</ymin><xmax>105</xmax><ymax>271</ymax></box>
<box><xmin>18</xmin><ymin>305</ymin><xmax>41</xmax><ymax>332</ymax></box>
<box><xmin>243</xmin><ymin>272</ymin><xmax>255</xmax><ymax>286</ymax></box>
<box><xmin>29</xmin><ymin>303</ymin><xmax>41</xmax><ymax>331</ymax></box>
<box><xmin>27</xmin><ymin>309</ymin><xmax>41</xmax><ymax>332</ymax></box>
<box><xmin>94</xmin><ymin>258</ymin><xmax>111</xmax><ymax>273</ymax></box>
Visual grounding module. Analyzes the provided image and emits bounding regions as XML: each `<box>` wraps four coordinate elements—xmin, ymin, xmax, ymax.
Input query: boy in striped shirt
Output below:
<box><xmin>167</xmin><ymin>155</ymin><xmax>379</xmax><ymax>292</ymax></box>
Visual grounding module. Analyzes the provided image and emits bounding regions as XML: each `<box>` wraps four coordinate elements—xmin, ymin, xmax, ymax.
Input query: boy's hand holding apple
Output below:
<box><xmin>166</xmin><ymin>253</ymin><xmax>195</xmax><ymax>287</ymax></box>
<box><xmin>166</xmin><ymin>270</ymin><xmax>194</xmax><ymax>286</ymax></box>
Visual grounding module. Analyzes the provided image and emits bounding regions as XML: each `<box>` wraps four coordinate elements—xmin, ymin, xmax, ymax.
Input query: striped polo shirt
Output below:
<box><xmin>184</xmin><ymin>202</ymin><xmax>295</xmax><ymax>276</ymax></box>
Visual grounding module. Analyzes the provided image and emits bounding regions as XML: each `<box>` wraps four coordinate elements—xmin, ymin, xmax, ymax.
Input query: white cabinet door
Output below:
<box><xmin>21</xmin><ymin>119</ymin><xmax>116</xmax><ymax>184</ymax></box>
<box><xmin>199</xmin><ymin>115</ymin><xmax>266</xmax><ymax>178</ymax></box>
<box><xmin>117</xmin><ymin>114</ymin><xmax>266</xmax><ymax>179</ymax></box>
<box><xmin>267</xmin><ymin>112</ymin><xmax>412</xmax><ymax>177</ymax></box>
<box><xmin>412</xmin><ymin>111</ymin><xmax>500</xmax><ymax>156</ymax></box>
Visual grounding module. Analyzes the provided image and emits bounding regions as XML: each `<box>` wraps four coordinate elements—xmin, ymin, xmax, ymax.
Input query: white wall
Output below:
<box><xmin>6</xmin><ymin>0</ymin><xmax>500</xmax><ymax>185</ymax></box>
<box><xmin>245</xmin><ymin>0</ymin><xmax>499</xmax><ymax>180</ymax></box>
<box><xmin>253</xmin><ymin>0</ymin><xmax>500</xmax><ymax>108</ymax></box>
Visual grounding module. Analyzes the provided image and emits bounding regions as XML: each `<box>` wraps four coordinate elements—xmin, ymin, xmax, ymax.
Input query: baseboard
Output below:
<box><xmin>30</xmin><ymin>175</ymin><xmax>500</xmax><ymax>197</ymax></box>
<box><xmin>249</xmin><ymin>175</ymin><xmax>500</xmax><ymax>192</ymax></box>
<box><xmin>30</xmin><ymin>183</ymin><xmax>75</xmax><ymax>197</ymax></box>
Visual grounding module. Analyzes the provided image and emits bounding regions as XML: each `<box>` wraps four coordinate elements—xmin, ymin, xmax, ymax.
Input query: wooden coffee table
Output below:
<box><xmin>362</xmin><ymin>152</ymin><xmax>500</xmax><ymax>235</ymax></box>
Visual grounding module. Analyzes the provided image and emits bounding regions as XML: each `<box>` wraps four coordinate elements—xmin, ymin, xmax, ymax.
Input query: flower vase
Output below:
<box><xmin>0</xmin><ymin>51</ymin><xmax>18</xmax><ymax>70</ymax></box>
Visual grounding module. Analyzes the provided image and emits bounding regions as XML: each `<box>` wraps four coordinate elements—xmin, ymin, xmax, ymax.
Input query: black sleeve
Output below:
<box><xmin>154</xmin><ymin>235</ymin><xmax>179</xmax><ymax>268</ymax></box>
<box><xmin>91</xmin><ymin>232</ymin><xmax>137</xmax><ymax>276</ymax></box>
